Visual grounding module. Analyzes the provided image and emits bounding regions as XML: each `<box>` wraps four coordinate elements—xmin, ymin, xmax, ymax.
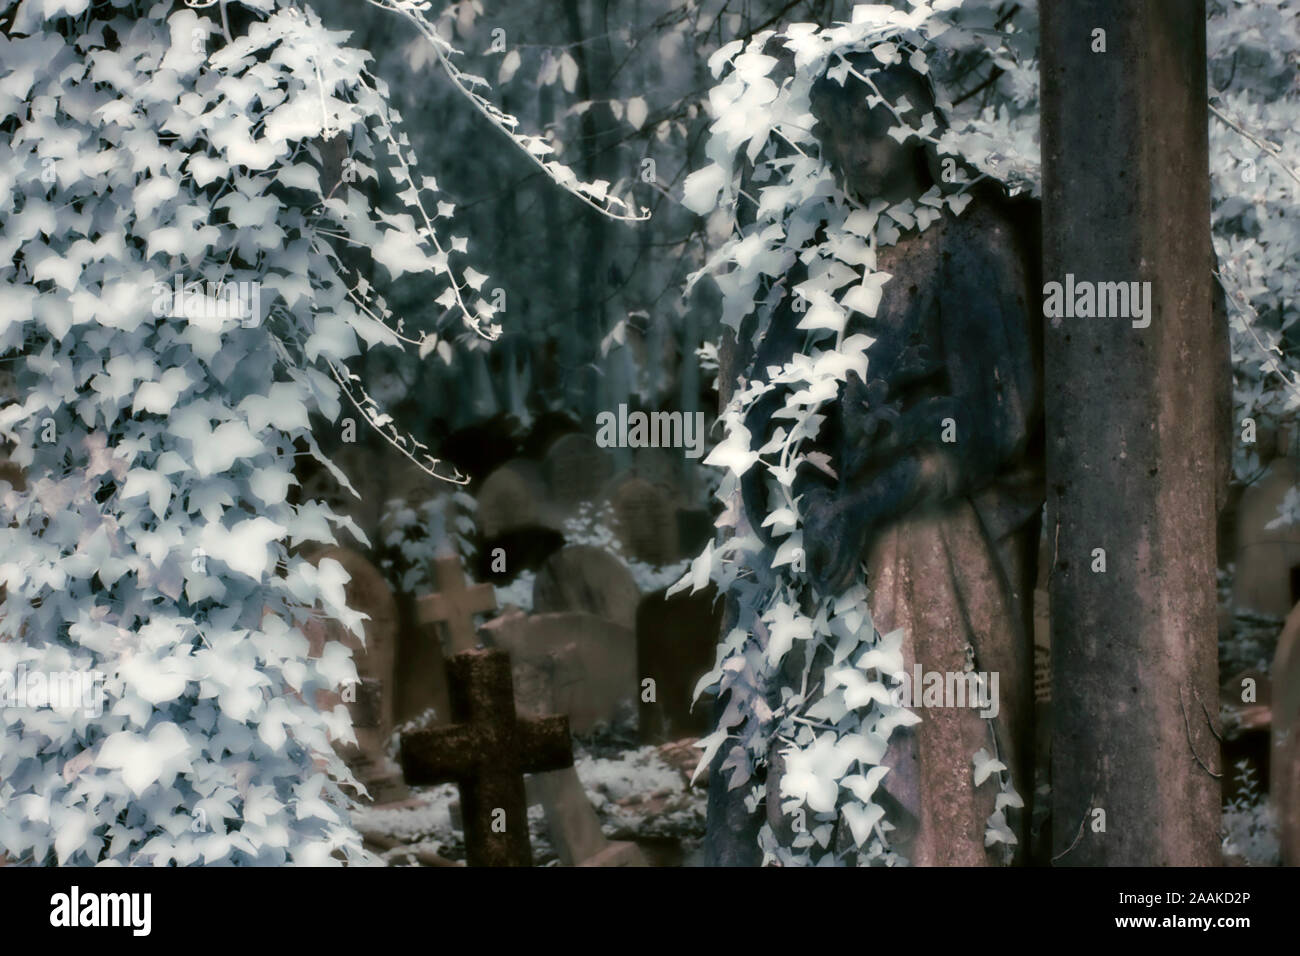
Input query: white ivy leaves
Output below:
<box><xmin>369</xmin><ymin>0</ymin><xmax>650</xmax><ymax>223</ymax></box>
<box><xmin>1</xmin><ymin>0</ymin><xmax>657</xmax><ymax>865</ymax></box>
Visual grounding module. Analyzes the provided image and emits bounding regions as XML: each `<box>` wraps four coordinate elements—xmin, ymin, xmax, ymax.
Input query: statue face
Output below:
<box><xmin>819</xmin><ymin>110</ymin><xmax>919</xmax><ymax>203</ymax></box>
<box><xmin>810</xmin><ymin>60</ymin><xmax>936</xmax><ymax>204</ymax></box>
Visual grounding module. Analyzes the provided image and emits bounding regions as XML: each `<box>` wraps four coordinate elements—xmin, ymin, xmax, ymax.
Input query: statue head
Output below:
<box><xmin>809</xmin><ymin>52</ymin><xmax>944</xmax><ymax>204</ymax></box>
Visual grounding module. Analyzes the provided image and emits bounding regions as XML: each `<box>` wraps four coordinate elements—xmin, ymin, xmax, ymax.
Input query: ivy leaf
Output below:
<box><xmin>984</xmin><ymin>809</ymin><xmax>1019</xmax><ymax>847</ymax></box>
<box><xmin>559</xmin><ymin>51</ymin><xmax>579</xmax><ymax>93</ymax></box>
<box><xmin>972</xmin><ymin>748</ymin><xmax>1007</xmax><ymax>787</ymax></box>
<box><xmin>763</xmin><ymin>601</ymin><xmax>812</xmax><ymax>663</ymax></box>
<box><xmin>682</xmin><ymin>163</ymin><xmax>727</xmax><ymax>215</ymax></box>
<box><xmin>96</xmin><ymin>724</ymin><xmax>193</xmax><ymax>798</ymax></box>
<box><xmin>198</xmin><ymin>517</ymin><xmax>287</xmax><ymax>580</ymax></box>
<box><xmin>626</xmin><ymin>96</ymin><xmax>648</xmax><ymax>129</ymax></box>
<box><xmin>842</xmin><ymin>766</ymin><xmax>891</xmax><ymax>804</ymax></box>
<box><xmin>842</xmin><ymin>800</ymin><xmax>886</xmax><ymax>846</ymax></box>
<box><xmin>498</xmin><ymin>49</ymin><xmax>521</xmax><ymax>85</ymax></box>
<box><xmin>702</xmin><ymin>420</ymin><xmax>758</xmax><ymax>477</ymax></box>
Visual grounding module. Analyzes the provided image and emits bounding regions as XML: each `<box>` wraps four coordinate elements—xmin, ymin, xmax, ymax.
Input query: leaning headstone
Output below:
<box><xmin>610</xmin><ymin>477</ymin><xmax>679</xmax><ymax>565</ymax></box>
<box><xmin>530</xmin><ymin>767</ymin><xmax>647</xmax><ymax>867</ymax></box>
<box><xmin>1274</xmin><ymin>602</ymin><xmax>1300</xmax><ymax>865</ymax></box>
<box><xmin>393</xmin><ymin>590</ymin><xmax>452</xmax><ymax>729</ymax></box>
<box><xmin>636</xmin><ymin>584</ymin><xmax>723</xmax><ymax>743</ymax></box>
<box><xmin>476</xmin><ymin>460</ymin><xmax>552</xmax><ymax>539</ymax></box>
<box><xmin>400</xmin><ymin>649</ymin><xmax>574</xmax><ymax>866</ymax></box>
<box><xmin>303</xmin><ymin>546</ymin><xmax>408</xmax><ymax>803</ymax></box>
<box><xmin>480</xmin><ymin>610</ymin><xmax>637</xmax><ymax>734</ymax></box>
<box><xmin>533</xmin><ymin>545</ymin><xmax>640</xmax><ymax>631</ymax></box>
<box><xmin>543</xmin><ymin>434</ymin><xmax>615</xmax><ymax>510</ymax></box>
<box><xmin>1233</xmin><ymin>457</ymin><xmax>1300</xmax><ymax>618</ymax></box>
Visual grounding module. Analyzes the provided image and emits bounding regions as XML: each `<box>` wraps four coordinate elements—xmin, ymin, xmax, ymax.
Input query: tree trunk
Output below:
<box><xmin>1040</xmin><ymin>0</ymin><xmax>1223</xmax><ymax>865</ymax></box>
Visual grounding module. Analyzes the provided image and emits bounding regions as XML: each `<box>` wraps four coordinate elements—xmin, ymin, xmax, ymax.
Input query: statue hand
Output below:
<box><xmin>801</xmin><ymin>485</ymin><xmax>869</xmax><ymax>596</ymax></box>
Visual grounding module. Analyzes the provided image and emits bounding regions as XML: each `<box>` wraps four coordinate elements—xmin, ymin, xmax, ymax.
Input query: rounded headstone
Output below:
<box><xmin>544</xmin><ymin>434</ymin><xmax>615</xmax><ymax>510</ymax></box>
<box><xmin>533</xmin><ymin>545</ymin><xmax>640</xmax><ymax>631</ymax></box>
<box><xmin>610</xmin><ymin>477</ymin><xmax>679</xmax><ymax>566</ymax></box>
<box><xmin>476</xmin><ymin>460</ymin><xmax>551</xmax><ymax>539</ymax></box>
<box><xmin>632</xmin><ymin>446</ymin><xmax>685</xmax><ymax>502</ymax></box>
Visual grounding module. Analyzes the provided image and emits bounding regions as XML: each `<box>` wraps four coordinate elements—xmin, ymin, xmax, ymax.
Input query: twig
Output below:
<box><xmin>1210</xmin><ymin>102</ymin><xmax>1300</xmax><ymax>188</ymax></box>
<box><xmin>1050</xmin><ymin>790</ymin><xmax>1095</xmax><ymax>864</ymax></box>
<box><xmin>951</xmin><ymin>67</ymin><xmax>1004</xmax><ymax>108</ymax></box>
<box><xmin>1196</xmin><ymin>687</ymin><xmax>1223</xmax><ymax>744</ymax></box>
<box><xmin>1180</xmin><ymin>684</ymin><xmax>1223</xmax><ymax>779</ymax></box>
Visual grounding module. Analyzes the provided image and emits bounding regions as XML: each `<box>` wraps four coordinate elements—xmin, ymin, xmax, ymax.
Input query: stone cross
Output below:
<box><xmin>401</xmin><ymin>649</ymin><xmax>574</xmax><ymax>867</ymax></box>
<box><xmin>419</xmin><ymin>555</ymin><xmax>497</xmax><ymax>653</ymax></box>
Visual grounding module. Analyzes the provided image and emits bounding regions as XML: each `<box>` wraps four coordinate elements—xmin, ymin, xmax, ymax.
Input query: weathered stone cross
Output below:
<box><xmin>419</xmin><ymin>555</ymin><xmax>496</xmax><ymax>653</ymax></box>
<box><xmin>411</xmin><ymin>556</ymin><xmax>647</xmax><ymax>866</ymax></box>
<box><xmin>400</xmin><ymin>648</ymin><xmax>573</xmax><ymax>867</ymax></box>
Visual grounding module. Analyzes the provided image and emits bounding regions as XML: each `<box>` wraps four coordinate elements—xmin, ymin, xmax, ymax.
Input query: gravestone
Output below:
<box><xmin>393</xmin><ymin>589</ymin><xmax>452</xmax><ymax>728</ymax></box>
<box><xmin>408</xmin><ymin>566</ymin><xmax>642</xmax><ymax>866</ymax></box>
<box><xmin>610</xmin><ymin>477</ymin><xmax>679</xmax><ymax>565</ymax></box>
<box><xmin>1274</xmin><ymin>602</ymin><xmax>1300</xmax><ymax>864</ymax></box>
<box><xmin>397</xmin><ymin>554</ymin><xmax>491</xmax><ymax>728</ymax></box>
<box><xmin>1233</xmin><ymin>457</ymin><xmax>1300</xmax><ymax>619</ymax></box>
<box><xmin>529</xmin><ymin>767</ymin><xmax>646</xmax><ymax>867</ymax></box>
<box><xmin>480</xmin><ymin>610</ymin><xmax>637</xmax><ymax>734</ymax></box>
<box><xmin>476</xmin><ymin>460</ymin><xmax>553</xmax><ymax>539</ymax></box>
<box><xmin>419</xmin><ymin>555</ymin><xmax>497</xmax><ymax>653</ymax></box>
<box><xmin>533</xmin><ymin>545</ymin><xmax>640</xmax><ymax>631</ymax></box>
<box><xmin>543</xmin><ymin>434</ymin><xmax>615</xmax><ymax>510</ymax></box>
<box><xmin>302</xmin><ymin>546</ymin><xmax>408</xmax><ymax>803</ymax></box>
<box><xmin>636</xmin><ymin>584</ymin><xmax>723</xmax><ymax>743</ymax></box>
<box><xmin>632</xmin><ymin>446</ymin><xmax>686</xmax><ymax>502</ymax></box>
<box><xmin>400</xmin><ymin>649</ymin><xmax>573</xmax><ymax>866</ymax></box>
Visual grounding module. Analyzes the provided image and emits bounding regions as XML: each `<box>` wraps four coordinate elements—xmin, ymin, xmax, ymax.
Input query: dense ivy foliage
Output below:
<box><xmin>0</xmin><ymin>0</ymin><xmax>625</xmax><ymax>865</ymax></box>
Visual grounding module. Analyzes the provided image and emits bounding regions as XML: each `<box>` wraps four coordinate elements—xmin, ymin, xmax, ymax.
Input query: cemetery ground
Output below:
<box><xmin>295</xmin><ymin>427</ymin><xmax>721</xmax><ymax>866</ymax></box>
<box><xmin>291</xmin><ymin>415</ymin><xmax>1297</xmax><ymax>867</ymax></box>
